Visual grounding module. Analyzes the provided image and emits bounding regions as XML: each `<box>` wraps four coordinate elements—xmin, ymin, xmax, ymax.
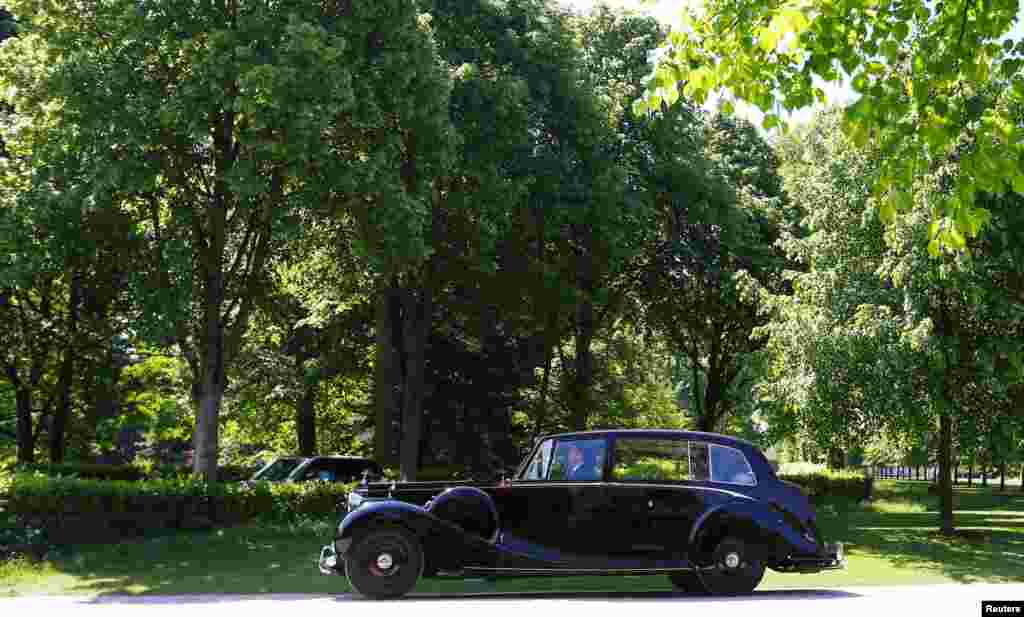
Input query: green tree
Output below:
<box><xmin>761</xmin><ymin>107</ymin><xmax>1024</xmax><ymax>534</ymax></box>
<box><xmin>640</xmin><ymin>0</ymin><xmax>1024</xmax><ymax>249</ymax></box>
<box><xmin>1</xmin><ymin>0</ymin><xmax>453</xmax><ymax>479</ymax></box>
<box><xmin>642</xmin><ymin>112</ymin><xmax>793</xmax><ymax>433</ymax></box>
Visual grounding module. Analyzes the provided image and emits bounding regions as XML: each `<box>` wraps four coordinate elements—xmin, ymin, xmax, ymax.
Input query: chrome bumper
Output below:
<box><xmin>775</xmin><ymin>541</ymin><xmax>846</xmax><ymax>572</ymax></box>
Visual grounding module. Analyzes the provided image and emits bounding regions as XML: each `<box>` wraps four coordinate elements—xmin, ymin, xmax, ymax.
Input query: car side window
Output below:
<box><xmin>612</xmin><ymin>438</ymin><xmax>690</xmax><ymax>482</ymax></box>
<box><xmin>548</xmin><ymin>439</ymin><xmax>606</xmax><ymax>481</ymax></box>
<box><xmin>709</xmin><ymin>444</ymin><xmax>757</xmax><ymax>486</ymax></box>
<box><xmin>522</xmin><ymin>439</ymin><xmax>554</xmax><ymax>480</ymax></box>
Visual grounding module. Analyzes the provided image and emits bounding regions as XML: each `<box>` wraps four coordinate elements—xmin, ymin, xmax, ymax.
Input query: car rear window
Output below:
<box><xmin>708</xmin><ymin>444</ymin><xmax>757</xmax><ymax>486</ymax></box>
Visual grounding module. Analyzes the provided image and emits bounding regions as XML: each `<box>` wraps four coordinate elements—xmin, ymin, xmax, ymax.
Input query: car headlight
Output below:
<box><xmin>347</xmin><ymin>490</ymin><xmax>364</xmax><ymax>510</ymax></box>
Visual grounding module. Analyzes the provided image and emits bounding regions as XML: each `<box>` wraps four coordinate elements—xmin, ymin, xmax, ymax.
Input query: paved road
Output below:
<box><xmin>3</xmin><ymin>584</ymin><xmax>1022</xmax><ymax>617</ymax></box>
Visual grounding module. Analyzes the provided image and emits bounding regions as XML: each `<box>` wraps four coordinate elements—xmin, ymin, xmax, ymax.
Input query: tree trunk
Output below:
<box><xmin>193</xmin><ymin>368</ymin><xmax>223</xmax><ymax>481</ymax></box>
<box><xmin>50</xmin><ymin>270</ymin><xmax>81</xmax><ymax>463</ymax></box>
<box><xmin>968</xmin><ymin>458</ymin><xmax>974</xmax><ymax>487</ymax></box>
<box><xmin>373</xmin><ymin>283</ymin><xmax>401</xmax><ymax>468</ymax></box>
<box><xmin>532</xmin><ymin>345</ymin><xmax>553</xmax><ymax>440</ymax></box>
<box><xmin>938</xmin><ymin>407</ymin><xmax>955</xmax><ymax>535</ymax></box>
<box><xmin>700</xmin><ymin>336</ymin><xmax>726</xmax><ymax>433</ymax></box>
<box><xmin>829</xmin><ymin>448</ymin><xmax>846</xmax><ymax>470</ymax></box>
<box><xmin>954</xmin><ymin>461</ymin><xmax>959</xmax><ymax>485</ymax></box>
<box><xmin>397</xmin><ymin>284</ymin><xmax>431</xmax><ymax>482</ymax></box>
<box><xmin>982</xmin><ymin>462</ymin><xmax>988</xmax><ymax>487</ymax></box>
<box><xmin>1000</xmin><ymin>462</ymin><xmax>1006</xmax><ymax>492</ymax></box>
<box><xmin>569</xmin><ymin>295</ymin><xmax>595</xmax><ymax>432</ymax></box>
<box><xmin>297</xmin><ymin>377</ymin><xmax>317</xmax><ymax>457</ymax></box>
<box><xmin>14</xmin><ymin>386</ymin><xmax>35</xmax><ymax>464</ymax></box>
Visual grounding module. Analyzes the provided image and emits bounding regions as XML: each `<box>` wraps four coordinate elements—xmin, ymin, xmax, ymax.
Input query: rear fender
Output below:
<box><xmin>689</xmin><ymin>501</ymin><xmax>814</xmax><ymax>564</ymax></box>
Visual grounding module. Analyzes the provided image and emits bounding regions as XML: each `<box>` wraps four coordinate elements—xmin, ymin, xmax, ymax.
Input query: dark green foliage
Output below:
<box><xmin>5</xmin><ymin>472</ymin><xmax>356</xmax><ymax>545</ymax></box>
<box><xmin>14</xmin><ymin>462</ymin><xmax>145</xmax><ymax>481</ymax></box>
<box><xmin>10</xmin><ymin>462</ymin><xmax>256</xmax><ymax>482</ymax></box>
<box><xmin>778</xmin><ymin>470</ymin><xmax>872</xmax><ymax>501</ymax></box>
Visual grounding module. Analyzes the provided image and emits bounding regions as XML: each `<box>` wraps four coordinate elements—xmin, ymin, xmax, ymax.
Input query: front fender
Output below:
<box><xmin>689</xmin><ymin>500</ymin><xmax>817</xmax><ymax>563</ymax></box>
<box><xmin>336</xmin><ymin>500</ymin><xmax>435</xmax><ymax>555</ymax></box>
<box><xmin>335</xmin><ymin>499</ymin><xmax>499</xmax><ymax>572</ymax></box>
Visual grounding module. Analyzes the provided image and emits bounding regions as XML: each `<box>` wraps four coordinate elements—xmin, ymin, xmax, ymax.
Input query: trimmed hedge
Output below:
<box><xmin>778</xmin><ymin>469</ymin><xmax>873</xmax><ymax>500</ymax></box>
<box><xmin>2</xmin><ymin>472</ymin><xmax>356</xmax><ymax>547</ymax></box>
<box><xmin>12</xmin><ymin>462</ymin><xmax>257</xmax><ymax>483</ymax></box>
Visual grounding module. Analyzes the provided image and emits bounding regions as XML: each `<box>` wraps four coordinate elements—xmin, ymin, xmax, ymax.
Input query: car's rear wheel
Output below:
<box><xmin>695</xmin><ymin>536</ymin><xmax>764</xmax><ymax>596</ymax></box>
<box><xmin>667</xmin><ymin>571</ymin><xmax>705</xmax><ymax>594</ymax></box>
<box><xmin>344</xmin><ymin>528</ymin><xmax>423</xmax><ymax>600</ymax></box>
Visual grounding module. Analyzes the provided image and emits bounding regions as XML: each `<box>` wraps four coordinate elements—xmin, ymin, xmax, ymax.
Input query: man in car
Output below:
<box><xmin>567</xmin><ymin>444</ymin><xmax>601</xmax><ymax>481</ymax></box>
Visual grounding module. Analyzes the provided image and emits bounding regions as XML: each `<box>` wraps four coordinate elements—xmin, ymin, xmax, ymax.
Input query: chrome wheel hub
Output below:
<box><xmin>376</xmin><ymin>553</ymin><xmax>394</xmax><ymax>571</ymax></box>
<box><xmin>724</xmin><ymin>551</ymin><xmax>741</xmax><ymax>569</ymax></box>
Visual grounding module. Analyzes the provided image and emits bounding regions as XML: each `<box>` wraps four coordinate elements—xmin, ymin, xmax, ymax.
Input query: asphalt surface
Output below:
<box><xmin>2</xmin><ymin>584</ymin><xmax>1022</xmax><ymax>617</ymax></box>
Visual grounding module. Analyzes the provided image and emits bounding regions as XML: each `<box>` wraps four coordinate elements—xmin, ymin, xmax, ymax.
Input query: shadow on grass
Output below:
<box><xmin>386</xmin><ymin>588</ymin><xmax>863</xmax><ymax>603</ymax></box>
<box><xmin>76</xmin><ymin>588</ymin><xmax>863</xmax><ymax>604</ymax></box>
<box><xmin>14</xmin><ymin>485</ymin><xmax>1024</xmax><ymax>596</ymax></box>
<box><xmin>815</xmin><ymin>486</ymin><xmax>1024</xmax><ymax>584</ymax></box>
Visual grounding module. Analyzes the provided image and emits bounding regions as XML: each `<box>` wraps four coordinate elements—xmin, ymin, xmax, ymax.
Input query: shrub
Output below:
<box><xmin>14</xmin><ymin>462</ymin><xmax>146</xmax><ymax>481</ymax></box>
<box><xmin>778</xmin><ymin>467</ymin><xmax>872</xmax><ymax>500</ymax></box>
<box><xmin>14</xmin><ymin>461</ymin><xmax>258</xmax><ymax>483</ymax></box>
<box><xmin>5</xmin><ymin>472</ymin><xmax>356</xmax><ymax>545</ymax></box>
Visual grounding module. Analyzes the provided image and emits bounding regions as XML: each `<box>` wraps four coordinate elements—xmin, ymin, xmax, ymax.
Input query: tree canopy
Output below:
<box><xmin>639</xmin><ymin>0</ymin><xmax>1024</xmax><ymax>253</ymax></box>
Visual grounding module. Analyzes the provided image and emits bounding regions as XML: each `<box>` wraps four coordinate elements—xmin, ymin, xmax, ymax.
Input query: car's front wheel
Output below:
<box><xmin>695</xmin><ymin>536</ymin><xmax>764</xmax><ymax>596</ymax></box>
<box><xmin>344</xmin><ymin>527</ymin><xmax>423</xmax><ymax>600</ymax></box>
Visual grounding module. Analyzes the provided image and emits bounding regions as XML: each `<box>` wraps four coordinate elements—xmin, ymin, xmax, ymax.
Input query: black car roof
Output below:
<box><xmin>529</xmin><ymin>429</ymin><xmax>773</xmax><ymax>480</ymax></box>
<box><xmin>540</xmin><ymin>429</ymin><xmax>761</xmax><ymax>451</ymax></box>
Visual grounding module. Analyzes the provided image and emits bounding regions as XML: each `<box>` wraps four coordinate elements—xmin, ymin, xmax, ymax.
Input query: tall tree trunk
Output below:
<box><xmin>1000</xmin><ymin>461</ymin><xmax>1006</xmax><ymax>492</ymax></box>
<box><xmin>296</xmin><ymin>375</ymin><xmax>317</xmax><ymax>457</ymax></box>
<box><xmin>397</xmin><ymin>284</ymin><xmax>431</xmax><ymax>482</ymax></box>
<box><xmin>690</xmin><ymin>353</ymin><xmax>703</xmax><ymax>422</ymax></box>
<box><xmin>699</xmin><ymin>370</ymin><xmax>723</xmax><ymax>432</ymax></box>
<box><xmin>50</xmin><ymin>270</ymin><xmax>81</xmax><ymax>463</ymax></box>
<box><xmin>14</xmin><ymin>386</ymin><xmax>34</xmax><ymax>464</ymax></box>
<box><xmin>193</xmin><ymin>364</ymin><xmax>223</xmax><ymax>481</ymax></box>
<box><xmin>570</xmin><ymin>296</ymin><xmax>595</xmax><ymax>432</ymax></box>
<box><xmin>700</xmin><ymin>333</ymin><xmax>725</xmax><ymax>432</ymax></box>
<box><xmin>533</xmin><ymin>345</ymin><xmax>554</xmax><ymax>440</ymax></box>
<box><xmin>938</xmin><ymin>407</ymin><xmax>955</xmax><ymax>535</ymax></box>
<box><xmin>192</xmin><ymin>240</ymin><xmax>226</xmax><ymax>481</ymax></box>
<box><xmin>373</xmin><ymin>283</ymin><xmax>400</xmax><ymax>467</ymax></box>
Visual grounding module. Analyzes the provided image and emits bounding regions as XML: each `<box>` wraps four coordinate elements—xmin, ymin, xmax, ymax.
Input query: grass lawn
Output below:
<box><xmin>2</xmin><ymin>480</ymin><xmax>1022</xmax><ymax>597</ymax></box>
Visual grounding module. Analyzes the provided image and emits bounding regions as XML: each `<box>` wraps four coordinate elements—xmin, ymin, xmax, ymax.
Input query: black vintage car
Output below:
<box><xmin>317</xmin><ymin>430</ymin><xmax>845</xmax><ymax>599</ymax></box>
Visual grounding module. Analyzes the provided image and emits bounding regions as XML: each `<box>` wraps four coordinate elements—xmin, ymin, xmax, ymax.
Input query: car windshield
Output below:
<box><xmin>252</xmin><ymin>458</ymin><xmax>304</xmax><ymax>481</ymax></box>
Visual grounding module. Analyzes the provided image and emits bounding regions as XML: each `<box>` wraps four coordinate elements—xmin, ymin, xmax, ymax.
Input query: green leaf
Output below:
<box><xmin>758</xmin><ymin>26</ymin><xmax>782</xmax><ymax>52</ymax></box>
<box><xmin>1012</xmin><ymin>173</ymin><xmax>1024</xmax><ymax>196</ymax></box>
<box><xmin>878</xmin><ymin>199</ymin><xmax>896</xmax><ymax>224</ymax></box>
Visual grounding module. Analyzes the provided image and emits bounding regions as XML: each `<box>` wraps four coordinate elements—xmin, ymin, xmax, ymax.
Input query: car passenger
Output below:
<box><xmin>567</xmin><ymin>444</ymin><xmax>601</xmax><ymax>481</ymax></box>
